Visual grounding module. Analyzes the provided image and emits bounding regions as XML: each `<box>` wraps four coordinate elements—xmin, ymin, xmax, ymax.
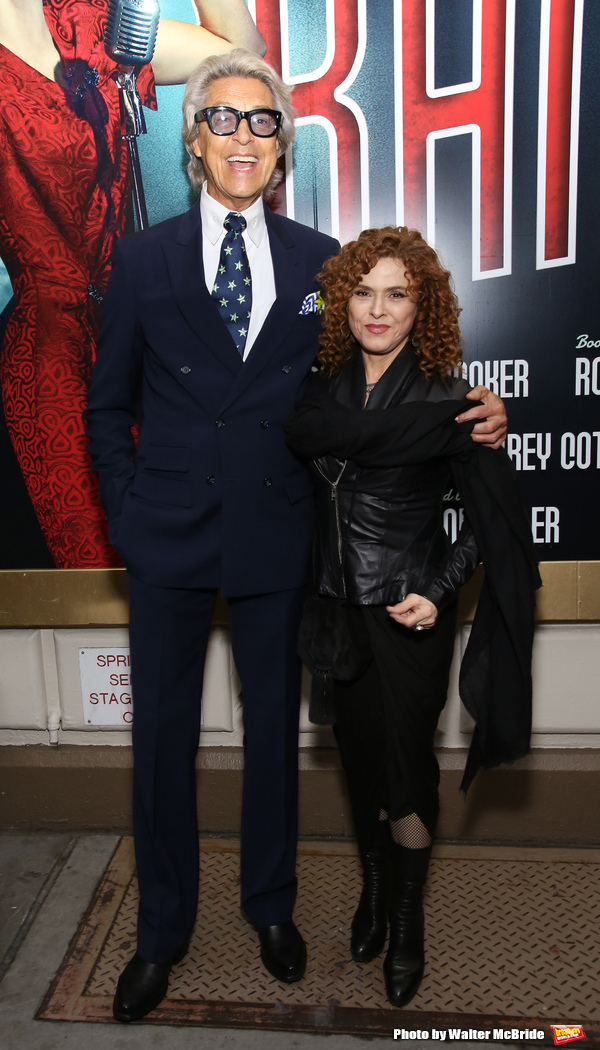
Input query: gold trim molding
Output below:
<box><xmin>0</xmin><ymin>563</ymin><xmax>598</xmax><ymax>628</ymax></box>
<box><xmin>458</xmin><ymin>561</ymin><xmax>600</xmax><ymax>622</ymax></box>
<box><xmin>0</xmin><ymin>569</ymin><xmax>130</xmax><ymax>628</ymax></box>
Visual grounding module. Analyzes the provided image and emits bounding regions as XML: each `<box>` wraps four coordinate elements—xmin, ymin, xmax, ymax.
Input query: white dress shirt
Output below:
<box><xmin>200</xmin><ymin>186</ymin><xmax>277</xmax><ymax>359</ymax></box>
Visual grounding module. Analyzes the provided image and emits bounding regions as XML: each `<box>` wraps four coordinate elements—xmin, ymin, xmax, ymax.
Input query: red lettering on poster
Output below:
<box><xmin>256</xmin><ymin>0</ymin><xmax>361</xmax><ymax>242</ymax></box>
<box><xmin>401</xmin><ymin>0</ymin><xmax>507</xmax><ymax>272</ymax></box>
<box><xmin>255</xmin><ymin>0</ymin><xmax>578</xmax><ymax>272</ymax></box>
<box><xmin>254</xmin><ymin>0</ymin><xmax>283</xmax><ymax>72</ymax></box>
<box><xmin>544</xmin><ymin>0</ymin><xmax>576</xmax><ymax>261</ymax></box>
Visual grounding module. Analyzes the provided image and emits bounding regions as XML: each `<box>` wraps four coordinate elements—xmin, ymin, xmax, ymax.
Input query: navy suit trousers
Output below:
<box><xmin>127</xmin><ymin>572</ymin><xmax>306</xmax><ymax>963</ymax></box>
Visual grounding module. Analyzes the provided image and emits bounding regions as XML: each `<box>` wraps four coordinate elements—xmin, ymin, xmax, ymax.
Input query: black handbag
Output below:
<box><xmin>297</xmin><ymin>461</ymin><xmax>372</xmax><ymax>724</ymax></box>
<box><xmin>297</xmin><ymin>594</ymin><xmax>372</xmax><ymax>681</ymax></box>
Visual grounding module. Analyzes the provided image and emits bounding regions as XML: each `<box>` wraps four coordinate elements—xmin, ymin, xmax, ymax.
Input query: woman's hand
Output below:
<box><xmin>386</xmin><ymin>594</ymin><xmax>438</xmax><ymax>630</ymax></box>
<box><xmin>152</xmin><ymin>0</ymin><xmax>266</xmax><ymax>86</ymax></box>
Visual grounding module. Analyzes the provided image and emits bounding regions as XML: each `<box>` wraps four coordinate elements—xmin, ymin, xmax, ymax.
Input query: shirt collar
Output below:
<box><xmin>200</xmin><ymin>185</ymin><xmax>267</xmax><ymax>248</ymax></box>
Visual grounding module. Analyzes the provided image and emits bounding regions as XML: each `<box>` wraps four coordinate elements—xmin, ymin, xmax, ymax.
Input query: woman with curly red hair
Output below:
<box><xmin>287</xmin><ymin>226</ymin><xmax>538</xmax><ymax>1008</ymax></box>
<box><xmin>317</xmin><ymin>225</ymin><xmax>463</xmax><ymax>380</ymax></box>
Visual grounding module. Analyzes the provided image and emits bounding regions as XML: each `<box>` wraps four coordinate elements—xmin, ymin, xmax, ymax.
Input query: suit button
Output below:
<box><xmin>216</xmin><ymin>419</ymin><xmax>225</xmax><ymax>428</ymax></box>
<box><xmin>264</xmin><ymin>477</ymin><xmax>272</xmax><ymax>487</ymax></box>
<box><xmin>260</xmin><ymin>420</ymin><xmax>269</xmax><ymax>429</ymax></box>
<box><xmin>206</xmin><ymin>475</ymin><xmax>216</xmax><ymax>485</ymax></box>
<box><xmin>180</xmin><ymin>365</ymin><xmax>191</xmax><ymax>374</ymax></box>
<box><xmin>281</xmin><ymin>365</ymin><xmax>292</xmax><ymax>373</ymax></box>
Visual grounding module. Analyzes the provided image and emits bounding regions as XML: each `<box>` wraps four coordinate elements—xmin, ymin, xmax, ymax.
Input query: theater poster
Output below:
<box><xmin>1</xmin><ymin>0</ymin><xmax>598</xmax><ymax>569</ymax></box>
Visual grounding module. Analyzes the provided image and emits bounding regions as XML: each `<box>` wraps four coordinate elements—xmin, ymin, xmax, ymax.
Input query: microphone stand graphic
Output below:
<box><xmin>105</xmin><ymin>0</ymin><xmax>161</xmax><ymax>231</ymax></box>
<box><xmin>116</xmin><ymin>68</ymin><xmax>150</xmax><ymax>230</ymax></box>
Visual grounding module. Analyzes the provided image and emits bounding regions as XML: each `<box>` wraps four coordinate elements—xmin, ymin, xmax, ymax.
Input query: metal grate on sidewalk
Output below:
<box><xmin>38</xmin><ymin>838</ymin><xmax>600</xmax><ymax>1043</ymax></box>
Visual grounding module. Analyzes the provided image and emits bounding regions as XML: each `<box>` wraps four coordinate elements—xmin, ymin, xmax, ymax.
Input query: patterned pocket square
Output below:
<box><xmin>299</xmin><ymin>291</ymin><xmax>324</xmax><ymax>315</ymax></box>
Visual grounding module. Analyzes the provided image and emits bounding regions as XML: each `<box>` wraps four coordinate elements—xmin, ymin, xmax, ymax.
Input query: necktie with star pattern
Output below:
<box><xmin>211</xmin><ymin>212</ymin><xmax>253</xmax><ymax>356</ymax></box>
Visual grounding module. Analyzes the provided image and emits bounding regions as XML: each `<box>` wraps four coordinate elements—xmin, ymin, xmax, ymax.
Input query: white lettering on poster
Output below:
<box><xmin>506</xmin><ymin>432</ymin><xmax>600</xmax><ymax>469</ymax></box>
<box><xmin>576</xmin><ymin>334</ymin><xmax>600</xmax><ymax>349</ymax></box>
<box><xmin>443</xmin><ymin>507</ymin><xmax>465</xmax><ymax>544</ymax></box>
<box><xmin>574</xmin><ymin>355</ymin><xmax>600</xmax><ymax>395</ymax></box>
<box><xmin>560</xmin><ymin>431</ymin><xmax>600</xmax><ymax>469</ymax></box>
<box><xmin>79</xmin><ymin>648</ymin><xmax>133</xmax><ymax>726</ymax></box>
<box><xmin>532</xmin><ymin>507</ymin><xmax>560</xmax><ymax>544</ymax></box>
<box><xmin>463</xmin><ymin>360</ymin><xmax>529</xmax><ymax>397</ymax></box>
<box><xmin>506</xmin><ymin>433</ymin><xmax>551</xmax><ymax>470</ymax></box>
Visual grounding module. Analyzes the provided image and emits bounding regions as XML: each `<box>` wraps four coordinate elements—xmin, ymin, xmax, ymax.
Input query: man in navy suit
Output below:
<box><xmin>85</xmin><ymin>49</ymin><xmax>507</xmax><ymax>1022</ymax></box>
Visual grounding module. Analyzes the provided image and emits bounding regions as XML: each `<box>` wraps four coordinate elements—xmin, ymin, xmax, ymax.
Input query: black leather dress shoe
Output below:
<box><xmin>257</xmin><ymin>921</ymin><xmax>307</xmax><ymax>983</ymax></box>
<box><xmin>113</xmin><ymin>943</ymin><xmax>188</xmax><ymax>1023</ymax></box>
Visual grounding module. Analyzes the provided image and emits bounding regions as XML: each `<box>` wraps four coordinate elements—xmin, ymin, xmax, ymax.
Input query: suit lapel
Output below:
<box><xmin>162</xmin><ymin>205</ymin><xmax>243</xmax><ymax>379</ymax></box>
<box><xmin>218</xmin><ymin>208</ymin><xmax>306</xmax><ymax>412</ymax></box>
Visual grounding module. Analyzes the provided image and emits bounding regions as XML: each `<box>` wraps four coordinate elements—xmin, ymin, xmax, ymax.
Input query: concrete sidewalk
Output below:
<box><xmin>0</xmin><ymin>832</ymin><xmax>400</xmax><ymax>1049</ymax></box>
<box><xmin>0</xmin><ymin>832</ymin><xmax>572</xmax><ymax>1050</ymax></box>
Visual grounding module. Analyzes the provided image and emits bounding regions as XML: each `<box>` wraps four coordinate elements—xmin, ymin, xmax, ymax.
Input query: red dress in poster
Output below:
<box><xmin>0</xmin><ymin>0</ymin><xmax>155</xmax><ymax>567</ymax></box>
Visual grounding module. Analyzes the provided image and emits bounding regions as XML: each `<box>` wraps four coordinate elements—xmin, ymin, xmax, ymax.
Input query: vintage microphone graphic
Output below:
<box><xmin>104</xmin><ymin>0</ymin><xmax>161</xmax><ymax>230</ymax></box>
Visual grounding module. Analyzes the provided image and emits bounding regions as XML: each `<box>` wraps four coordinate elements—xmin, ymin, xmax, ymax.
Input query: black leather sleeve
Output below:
<box><xmin>422</xmin><ymin>517</ymin><xmax>480</xmax><ymax>613</ymax></box>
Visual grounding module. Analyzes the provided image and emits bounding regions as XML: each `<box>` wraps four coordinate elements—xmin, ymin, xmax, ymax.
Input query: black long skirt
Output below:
<box><xmin>332</xmin><ymin>602</ymin><xmax>458</xmax><ymax>853</ymax></box>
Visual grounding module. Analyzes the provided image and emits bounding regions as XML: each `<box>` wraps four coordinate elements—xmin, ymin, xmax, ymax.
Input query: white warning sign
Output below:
<box><xmin>79</xmin><ymin>648</ymin><xmax>133</xmax><ymax>726</ymax></box>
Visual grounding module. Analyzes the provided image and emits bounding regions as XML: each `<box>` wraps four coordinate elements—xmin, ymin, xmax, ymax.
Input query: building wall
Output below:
<box><xmin>1</xmin><ymin>565</ymin><xmax>599</xmax><ymax>842</ymax></box>
<box><xmin>1</xmin><ymin>621</ymin><xmax>599</xmax><ymax>750</ymax></box>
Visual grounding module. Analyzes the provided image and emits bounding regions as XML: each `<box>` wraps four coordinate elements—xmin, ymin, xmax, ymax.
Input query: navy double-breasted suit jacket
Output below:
<box><xmin>85</xmin><ymin>201</ymin><xmax>339</xmax><ymax>594</ymax></box>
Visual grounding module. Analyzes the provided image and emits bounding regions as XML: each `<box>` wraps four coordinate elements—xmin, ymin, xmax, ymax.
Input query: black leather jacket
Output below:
<box><xmin>309</xmin><ymin>347</ymin><xmax>479</xmax><ymax>608</ymax></box>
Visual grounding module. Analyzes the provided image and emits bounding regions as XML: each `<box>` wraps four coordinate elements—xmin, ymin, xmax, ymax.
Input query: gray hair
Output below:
<box><xmin>182</xmin><ymin>49</ymin><xmax>296</xmax><ymax>197</ymax></box>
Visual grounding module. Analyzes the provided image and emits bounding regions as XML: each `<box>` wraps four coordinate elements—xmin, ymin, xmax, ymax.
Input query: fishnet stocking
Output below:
<box><xmin>377</xmin><ymin>808</ymin><xmax>431</xmax><ymax>847</ymax></box>
<box><xmin>389</xmin><ymin>812</ymin><xmax>432</xmax><ymax>849</ymax></box>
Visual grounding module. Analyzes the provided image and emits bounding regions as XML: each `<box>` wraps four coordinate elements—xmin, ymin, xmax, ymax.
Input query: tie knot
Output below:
<box><xmin>224</xmin><ymin>212</ymin><xmax>247</xmax><ymax>234</ymax></box>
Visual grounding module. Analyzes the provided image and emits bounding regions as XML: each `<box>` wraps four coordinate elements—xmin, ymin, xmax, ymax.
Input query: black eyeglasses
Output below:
<box><xmin>194</xmin><ymin>106</ymin><xmax>282</xmax><ymax>137</ymax></box>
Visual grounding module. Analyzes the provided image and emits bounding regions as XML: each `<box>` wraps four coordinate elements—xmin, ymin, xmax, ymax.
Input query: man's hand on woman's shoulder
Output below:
<box><xmin>455</xmin><ymin>385</ymin><xmax>507</xmax><ymax>449</ymax></box>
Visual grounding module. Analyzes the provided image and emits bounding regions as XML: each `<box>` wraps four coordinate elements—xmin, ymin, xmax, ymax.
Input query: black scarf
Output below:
<box><xmin>286</xmin><ymin>373</ymin><xmax>542</xmax><ymax>791</ymax></box>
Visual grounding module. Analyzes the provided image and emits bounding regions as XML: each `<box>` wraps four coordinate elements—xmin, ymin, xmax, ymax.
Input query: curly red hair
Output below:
<box><xmin>318</xmin><ymin>226</ymin><xmax>462</xmax><ymax>378</ymax></box>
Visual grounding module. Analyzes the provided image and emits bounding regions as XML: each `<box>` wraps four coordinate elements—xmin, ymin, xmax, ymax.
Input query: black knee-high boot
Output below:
<box><xmin>383</xmin><ymin>843</ymin><xmax>432</xmax><ymax>1007</ymax></box>
<box><xmin>351</xmin><ymin>821</ymin><xmax>390</xmax><ymax>963</ymax></box>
